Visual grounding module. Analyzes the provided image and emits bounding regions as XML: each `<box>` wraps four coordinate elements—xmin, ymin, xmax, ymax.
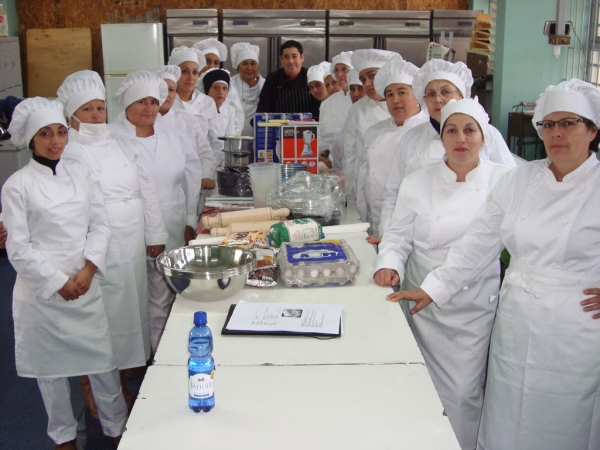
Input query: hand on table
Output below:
<box><xmin>386</xmin><ymin>288</ymin><xmax>433</xmax><ymax>315</ymax></box>
<box><xmin>366</xmin><ymin>235</ymin><xmax>381</xmax><ymax>245</ymax></box>
<box><xmin>373</xmin><ymin>268</ymin><xmax>399</xmax><ymax>287</ymax></box>
<box><xmin>185</xmin><ymin>226</ymin><xmax>196</xmax><ymax>245</ymax></box>
<box><xmin>582</xmin><ymin>288</ymin><xmax>600</xmax><ymax>319</ymax></box>
<box><xmin>0</xmin><ymin>221</ymin><xmax>7</xmax><ymax>248</ymax></box>
<box><xmin>146</xmin><ymin>244</ymin><xmax>166</xmax><ymax>258</ymax></box>
<box><xmin>58</xmin><ymin>279</ymin><xmax>84</xmax><ymax>301</ymax></box>
<box><xmin>201</xmin><ymin>178</ymin><xmax>216</xmax><ymax>190</ymax></box>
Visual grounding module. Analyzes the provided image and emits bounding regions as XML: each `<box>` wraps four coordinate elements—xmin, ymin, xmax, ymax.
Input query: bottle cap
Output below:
<box><xmin>193</xmin><ymin>311</ymin><xmax>207</xmax><ymax>325</ymax></box>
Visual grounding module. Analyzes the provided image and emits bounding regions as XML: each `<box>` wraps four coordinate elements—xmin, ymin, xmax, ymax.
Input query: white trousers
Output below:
<box><xmin>147</xmin><ymin>259</ymin><xmax>176</xmax><ymax>352</ymax></box>
<box><xmin>37</xmin><ymin>370</ymin><xmax>128</xmax><ymax>445</ymax></box>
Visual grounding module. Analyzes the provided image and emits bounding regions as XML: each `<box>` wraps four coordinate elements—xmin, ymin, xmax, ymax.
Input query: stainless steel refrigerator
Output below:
<box><xmin>222</xmin><ymin>9</ymin><xmax>327</xmax><ymax>76</ymax></box>
<box><xmin>166</xmin><ymin>9</ymin><xmax>219</xmax><ymax>56</ymax></box>
<box><xmin>328</xmin><ymin>10</ymin><xmax>431</xmax><ymax>67</ymax></box>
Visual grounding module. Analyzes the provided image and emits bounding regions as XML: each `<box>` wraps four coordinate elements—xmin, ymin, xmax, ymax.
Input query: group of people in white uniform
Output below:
<box><xmin>284</xmin><ymin>47</ymin><xmax>600</xmax><ymax>450</ymax></box>
<box><xmin>0</xmin><ymin>35</ymin><xmax>599</xmax><ymax>450</ymax></box>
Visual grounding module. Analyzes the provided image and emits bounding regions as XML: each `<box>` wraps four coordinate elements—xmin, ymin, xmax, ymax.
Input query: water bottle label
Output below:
<box><xmin>189</xmin><ymin>371</ymin><xmax>215</xmax><ymax>398</ymax></box>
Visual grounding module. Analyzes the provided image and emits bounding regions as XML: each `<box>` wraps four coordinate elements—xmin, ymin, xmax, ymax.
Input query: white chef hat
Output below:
<box><xmin>154</xmin><ymin>65</ymin><xmax>181</xmax><ymax>84</ymax></box>
<box><xmin>193</xmin><ymin>38</ymin><xmax>228</xmax><ymax>62</ymax></box>
<box><xmin>56</xmin><ymin>70</ymin><xmax>106</xmax><ymax>118</ymax></box>
<box><xmin>307</xmin><ymin>61</ymin><xmax>331</xmax><ymax>84</ymax></box>
<box><xmin>532</xmin><ymin>78</ymin><xmax>600</xmax><ymax>136</ymax></box>
<box><xmin>9</xmin><ymin>97</ymin><xmax>67</xmax><ymax>147</ymax></box>
<box><xmin>374</xmin><ymin>60</ymin><xmax>419</xmax><ymax>99</ymax></box>
<box><xmin>412</xmin><ymin>59</ymin><xmax>473</xmax><ymax>108</ymax></box>
<box><xmin>348</xmin><ymin>69</ymin><xmax>361</xmax><ymax>87</ymax></box>
<box><xmin>440</xmin><ymin>97</ymin><xmax>490</xmax><ymax>141</ymax></box>
<box><xmin>330</xmin><ymin>51</ymin><xmax>353</xmax><ymax>81</ymax></box>
<box><xmin>114</xmin><ymin>70</ymin><xmax>168</xmax><ymax>108</ymax></box>
<box><xmin>231</xmin><ymin>42</ymin><xmax>260</xmax><ymax>69</ymax></box>
<box><xmin>350</xmin><ymin>49</ymin><xmax>403</xmax><ymax>75</ymax></box>
<box><xmin>168</xmin><ymin>46</ymin><xmax>206</xmax><ymax>68</ymax></box>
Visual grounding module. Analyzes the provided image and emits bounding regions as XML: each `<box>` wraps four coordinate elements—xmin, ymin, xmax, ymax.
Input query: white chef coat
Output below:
<box><xmin>173</xmin><ymin>90</ymin><xmax>222</xmax><ymax>161</ymax></box>
<box><xmin>355</xmin><ymin>110</ymin><xmax>429</xmax><ymax>229</ymax></box>
<box><xmin>342</xmin><ymin>96</ymin><xmax>390</xmax><ymax>203</ymax></box>
<box><xmin>231</xmin><ymin>73</ymin><xmax>265</xmax><ymax>136</ymax></box>
<box><xmin>1</xmin><ymin>158</ymin><xmax>116</xmax><ymax>378</ymax></box>
<box><xmin>156</xmin><ymin>107</ymin><xmax>217</xmax><ymax>180</ymax></box>
<box><xmin>198</xmin><ymin>81</ymin><xmax>245</xmax><ymax>139</ymax></box>
<box><xmin>375</xmin><ymin>158</ymin><xmax>510</xmax><ymax>450</ymax></box>
<box><xmin>420</xmin><ymin>154</ymin><xmax>600</xmax><ymax>450</ymax></box>
<box><xmin>379</xmin><ymin>121</ymin><xmax>517</xmax><ymax>236</ymax></box>
<box><xmin>212</xmin><ymin>101</ymin><xmax>240</xmax><ymax>168</ymax></box>
<box><xmin>319</xmin><ymin>90</ymin><xmax>352</xmax><ymax>171</ymax></box>
<box><xmin>62</xmin><ymin>130</ymin><xmax>168</xmax><ymax>369</ymax></box>
<box><xmin>108</xmin><ymin>119</ymin><xmax>202</xmax><ymax>251</ymax></box>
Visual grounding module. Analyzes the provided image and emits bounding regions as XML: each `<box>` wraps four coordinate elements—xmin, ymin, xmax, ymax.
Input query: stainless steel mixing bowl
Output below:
<box><xmin>156</xmin><ymin>245</ymin><xmax>256</xmax><ymax>301</ymax></box>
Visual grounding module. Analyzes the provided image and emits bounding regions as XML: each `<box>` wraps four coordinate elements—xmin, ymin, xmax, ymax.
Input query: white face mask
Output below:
<box><xmin>71</xmin><ymin>115</ymin><xmax>111</xmax><ymax>142</ymax></box>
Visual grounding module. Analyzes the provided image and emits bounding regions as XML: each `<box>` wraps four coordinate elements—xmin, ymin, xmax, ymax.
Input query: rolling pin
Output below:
<box><xmin>209</xmin><ymin>220</ymin><xmax>281</xmax><ymax>236</ymax></box>
<box><xmin>202</xmin><ymin>207</ymin><xmax>290</xmax><ymax>229</ymax></box>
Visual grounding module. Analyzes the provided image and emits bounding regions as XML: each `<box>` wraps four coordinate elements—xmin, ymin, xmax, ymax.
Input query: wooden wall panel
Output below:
<box><xmin>16</xmin><ymin>0</ymin><xmax>467</xmax><ymax>96</ymax></box>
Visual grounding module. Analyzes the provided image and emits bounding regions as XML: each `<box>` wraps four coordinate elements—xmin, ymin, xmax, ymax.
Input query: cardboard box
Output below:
<box><xmin>467</xmin><ymin>52</ymin><xmax>489</xmax><ymax>76</ymax></box>
<box><xmin>253</xmin><ymin>113</ymin><xmax>313</xmax><ymax>163</ymax></box>
<box><xmin>280</xmin><ymin>122</ymin><xmax>319</xmax><ymax>174</ymax></box>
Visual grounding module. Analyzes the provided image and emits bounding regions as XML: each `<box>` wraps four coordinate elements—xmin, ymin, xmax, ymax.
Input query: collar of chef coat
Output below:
<box><xmin>543</xmin><ymin>152</ymin><xmax>599</xmax><ymax>184</ymax></box>
<box><xmin>403</xmin><ymin>109</ymin><xmax>429</xmax><ymax>128</ymax></box>
<box><xmin>30</xmin><ymin>155</ymin><xmax>65</xmax><ymax>176</ymax></box>
<box><xmin>439</xmin><ymin>154</ymin><xmax>483</xmax><ymax>182</ymax></box>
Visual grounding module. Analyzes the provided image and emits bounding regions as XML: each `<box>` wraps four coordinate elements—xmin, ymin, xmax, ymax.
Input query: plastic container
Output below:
<box><xmin>248</xmin><ymin>162</ymin><xmax>280</xmax><ymax>208</ymax></box>
<box><xmin>188</xmin><ymin>311</ymin><xmax>215</xmax><ymax>413</ymax></box>
<box><xmin>0</xmin><ymin>4</ymin><xmax>8</xmax><ymax>37</ymax></box>
<box><xmin>277</xmin><ymin>239</ymin><xmax>360</xmax><ymax>287</ymax></box>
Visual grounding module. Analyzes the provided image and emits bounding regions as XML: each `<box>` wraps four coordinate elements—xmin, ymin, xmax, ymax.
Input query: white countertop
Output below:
<box><xmin>120</xmin><ymin>208</ymin><xmax>459</xmax><ymax>449</ymax></box>
<box><xmin>120</xmin><ymin>364</ymin><xmax>460</xmax><ymax>450</ymax></box>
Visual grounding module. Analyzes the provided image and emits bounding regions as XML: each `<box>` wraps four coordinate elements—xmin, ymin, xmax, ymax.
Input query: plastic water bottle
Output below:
<box><xmin>188</xmin><ymin>311</ymin><xmax>215</xmax><ymax>412</ymax></box>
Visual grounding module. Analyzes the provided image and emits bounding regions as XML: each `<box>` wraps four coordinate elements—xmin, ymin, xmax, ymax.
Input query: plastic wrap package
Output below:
<box><xmin>277</xmin><ymin>240</ymin><xmax>360</xmax><ymax>287</ymax></box>
<box><xmin>266</xmin><ymin>172</ymin><xmax>345</xmax><ymax>222</ymax></box>
<box><xmin>246</xmin><ymin>246</ymin><xmax>278</xmax><ymax>288</ymax></box>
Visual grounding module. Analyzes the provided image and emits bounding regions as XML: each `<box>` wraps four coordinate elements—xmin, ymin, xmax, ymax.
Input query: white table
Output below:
<box><xmin>120</xmin><ymin>364</ymin><xmax>459</xmax><ymax>450</ymax></box>
<box><xmin>120</xmin><ymin>216</ymin><xmax>460</xmax><ymax>449</ymax></box>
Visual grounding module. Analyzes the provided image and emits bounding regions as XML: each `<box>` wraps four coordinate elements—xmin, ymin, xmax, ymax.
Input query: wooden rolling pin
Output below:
<box><xmin>209</xmin><ymin>220</ymin><xmax>281</xmax><ymax>236</ymax></box>
<box><xmin>202</xmin><ymin>207</ymin><xmax>290</xmax><ymax>229</ymax></box>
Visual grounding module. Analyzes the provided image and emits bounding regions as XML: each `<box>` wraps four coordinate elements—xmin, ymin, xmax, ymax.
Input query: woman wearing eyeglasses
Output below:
<box><xmin>389</xmin><ymin>79</ymin><xmax>600</xmax><ymax>450</ymax></box>
<box><xmin>378</xmin><ymin>59</ymin><xmax>516</xmax><ymax>236</ymax></box>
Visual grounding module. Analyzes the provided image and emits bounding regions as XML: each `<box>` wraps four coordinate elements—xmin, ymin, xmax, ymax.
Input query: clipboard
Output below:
<box><xmin>221</xmin><ymin>304</ymin><xmax>341</xmax><ymax>338</ymax></box>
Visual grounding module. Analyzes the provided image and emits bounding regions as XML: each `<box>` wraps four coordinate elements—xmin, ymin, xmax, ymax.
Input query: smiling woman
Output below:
<box><xmin>3</xmin><ymin>97</ymin><xmax>128</xmax><ymax>448</ymax></box>
<box><xmin>108</xmin><ymin>70</ymin><xmax>202</xmax><ymax>353</ymax></box>
<box><xmin>374</xmin><ymin>98</ymin><xmax>509</xmax><ymax>450</ymax></box>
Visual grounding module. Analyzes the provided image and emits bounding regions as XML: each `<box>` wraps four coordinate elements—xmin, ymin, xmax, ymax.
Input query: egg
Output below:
<box><xmin>323</xmin><ymin>268</ymin><xmax>332</xmax><ymax>277</ymax></box>
<box><xmin>310</xmin><ymin>269</ymin><xmax>319</xmax><ymax>278</ymax></box>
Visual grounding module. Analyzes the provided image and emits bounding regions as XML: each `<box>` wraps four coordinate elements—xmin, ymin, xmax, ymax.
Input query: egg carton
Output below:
<box><xmin>277</xmin><ymin>239</ymin><xmax>360</xmax><ymax>287</ymax></box>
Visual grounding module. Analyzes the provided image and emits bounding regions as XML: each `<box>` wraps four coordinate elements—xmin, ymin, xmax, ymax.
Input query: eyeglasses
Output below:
<box><xmin>536</xmin><ymin>117</ymin><xmax>585</xmax><ymax>131</ymax></box>
<box><xmin>424</xmin><ymin>89</ymin><xmax>461</xmax><ymax>100</ymax></box>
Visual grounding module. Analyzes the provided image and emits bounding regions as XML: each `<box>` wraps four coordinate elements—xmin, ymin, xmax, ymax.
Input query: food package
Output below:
<box><xmin>246</xmin><ymin>246</ymin><xmax>278</xmax><ymax>288</ymax></box>
<box><xmin>221</xmin><ymin>231</ymin><xmax>269</xmax><ymax>249</ymax></box>
<box><xmin>269</xmin><ymin>218</ymin><xmax>323</xmax><ymax>247</ymax></box>
<box><xmin>277</xmin><ymin>240</ymin><xmax>360</xmax><ymax>287</ymax></box>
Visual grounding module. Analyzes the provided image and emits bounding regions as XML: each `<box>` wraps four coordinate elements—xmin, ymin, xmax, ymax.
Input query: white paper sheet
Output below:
<box><xmin>226</xmin><ymin>300</ymin><xmax>342</xmax><ymax>335</ymax></box>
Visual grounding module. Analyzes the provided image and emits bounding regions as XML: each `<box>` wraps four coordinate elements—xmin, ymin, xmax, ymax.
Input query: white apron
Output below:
<box><xmin>479</xmin><ymin>261</ymin><xmax>600</xmax><ymax>450</ymax></box>
<box><xmin>6</xmin><ymin>161</ymin><xmax>116</xmax><ymax>378</ymax></box>
<box><xmin>135</xmin><ymin>134</ymin><xmax>187</xmax><ymax>251</ymax></box>
<box><xmin>66</xmin><ymin>137</ymin><xmax>154</xmax><ymax>369</ymax></box>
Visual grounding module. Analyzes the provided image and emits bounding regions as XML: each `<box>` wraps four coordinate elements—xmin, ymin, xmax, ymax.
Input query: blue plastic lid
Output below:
<box><xmin>193</xmin><ymin>311</ymin><xmax>207</xmax><ymax>325</ymax></box>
